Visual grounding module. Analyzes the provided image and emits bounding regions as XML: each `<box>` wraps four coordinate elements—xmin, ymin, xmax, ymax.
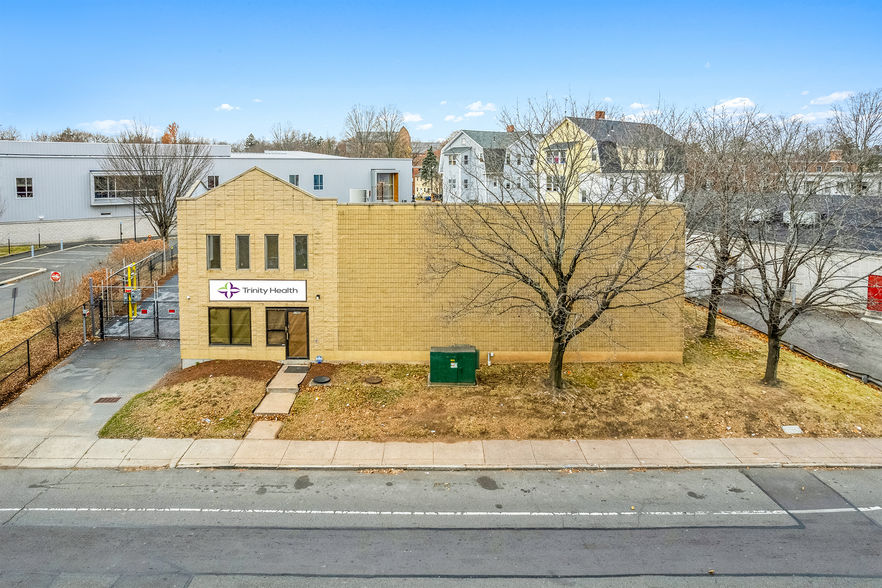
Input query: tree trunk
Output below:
<box><xmin>763</xmin><ymin>332</ymin><xmax>781</xmax><ymax>384</ymax></box>
<box><xmin>549</xmin><ymin>338</ymin><xmax>566</xmax><ymax>393</ymax></box>
<box><xmin>703</xmin><ymin>265</ymin><xmax>727</xmax><ymax>338</ymax></box>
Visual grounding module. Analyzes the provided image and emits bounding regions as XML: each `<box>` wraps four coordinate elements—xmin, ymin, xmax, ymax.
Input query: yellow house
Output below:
<box><xmin>538</xmin><ymin>112</ymin><xmax>685</xmax><ymax>203</ymax></box>
<box><xmin>177</xmin><ymin>167</ymin><xmax>684</xmax><ymax>367</ymax></box>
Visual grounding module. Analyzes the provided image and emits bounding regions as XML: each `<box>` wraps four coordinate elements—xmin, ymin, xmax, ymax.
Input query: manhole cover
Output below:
<box><xmin>285</xmin><ymin>366</ymin><xmax>309</xmax><ymax>373</ymax></box>
<box><xmin>94</xmin><ymin>397</ymin><xmax>121</xmax><ymax>404</ymax></box>
<box><xmin>313</xmin><ymin>375</ymin><xmax>331</xmax><ymax>385</ymax></box>
<box><xmin>365</xmin><ymin>376</ymin><xmax>382</xmax><ymax>384</ymax></box>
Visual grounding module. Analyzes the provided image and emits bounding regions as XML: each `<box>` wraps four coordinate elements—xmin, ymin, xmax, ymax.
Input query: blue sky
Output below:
<box><xmin>1</xmin><ymin>0</ymin><xmax>880</xmax><ymax>143</ymax></box>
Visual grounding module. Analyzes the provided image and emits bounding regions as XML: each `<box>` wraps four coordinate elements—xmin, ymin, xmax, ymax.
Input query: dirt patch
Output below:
<box><xmin>100</xmin><ymin>360</ymin><xmax>280</xmax><ymax>439</ymax></box>
<box><xmin>156</xmin><ymin>359</ymin><xmax>280</xmax><ymax>389</ymax></box>
<box><xmin>298</xmin><ymin>362</ymin><xmax>338</xmax><ymax>390</ymax></box>
<box><xmin>276</xmin><ymin>303</ymin><xmax>882</xmax><ymax>442</ymax></box>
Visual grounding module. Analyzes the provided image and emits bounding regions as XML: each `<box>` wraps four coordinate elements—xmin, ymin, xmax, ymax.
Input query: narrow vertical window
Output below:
<box><xmin>207</xmin><ymin>235</ymin><xmax>221</xmax><ymax>269</ymax></box>
<box><xmin>207</xmin><ymin>175</ymin><xmax>219</xmax><ymax>188</ymax></box>
<box><xmin>294</xmin><ymin>235</ymin><xmax>308</xmax><ymax>270</ymax></box>
<box><xmin>236</xmin><ymin>235</ymin><xmax>250</xmax><ymax>270</ymax></box>
<box><xmin>265</xmin><ymin>235</ymin><xmax>279</xmax><ymax>270</ymax></box>
<box><xmin>289</xmin><ymin>174</ymin><xmax>299</xmax><ymax>186</ymax></box>
<box><xmin>313</xmin><ymin>175</ymin><xmax>323</xmax><ymax>190</ymax></box>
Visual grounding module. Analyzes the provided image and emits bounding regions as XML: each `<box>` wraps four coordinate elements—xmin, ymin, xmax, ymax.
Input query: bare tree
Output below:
<box><xmin>343</xmin><ymin>104</ymin><xmax>379</xmax><ymax>157</ymax></box>
<box><xmin>376</xmin><ymin>105</ymin><xmax>405</xmax><ymax>157</ymax></box>
<box><xmin>682</xmin><ymin>106</ymin><xmax>767</xmax><ymax>337</ymax></box>
<box><xmin>0</xmin><ymin>125</ymin><xmax>21</xmax><ymax>140</ymax></box>
<box><xmin>102</xmin><ymin>120</ymin><xmax>213</xmax><ymax>245</ymax></box>
<box><xmin>734</xmin><ymin>114</ymin><xmax>882</xmax><ymax>383</ymax></box>
<box><xmin>427</xmin><ymin>98</ymin><xmax>686</xmax><ymax>395</ymax></box>
<box><xmin>829</xmin><ymin>88</ymin><xmax>882</xmax><ymax>194</ymax></box>
<box><xmin>33</xmin><ymin>276</ymin><xmax>81</xmax><ymax>334</ymax></box>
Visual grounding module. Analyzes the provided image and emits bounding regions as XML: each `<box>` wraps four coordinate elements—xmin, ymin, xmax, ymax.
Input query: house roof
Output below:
<box><xmin>566</xmin><ymin>117</ymin><xmax>678</xmax><ymax>147</ymax></box>
<box><xmin>460</xmin><ymin>130</ymin><xmax>526</xmax><ymax>150</ymax></box>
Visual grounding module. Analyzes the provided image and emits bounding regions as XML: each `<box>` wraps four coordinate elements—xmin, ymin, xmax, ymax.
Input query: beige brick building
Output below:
<box><xmin>178</xmin><ymin>168</ymin><xmax>684</xmax><ymax>367</ymax></box>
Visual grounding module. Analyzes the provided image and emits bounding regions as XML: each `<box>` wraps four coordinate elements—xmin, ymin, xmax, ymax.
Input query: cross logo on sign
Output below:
<box><xmin>50</xmin><ymin>272</ymin><xmax>61</xmax><ymax>282</ymax></box>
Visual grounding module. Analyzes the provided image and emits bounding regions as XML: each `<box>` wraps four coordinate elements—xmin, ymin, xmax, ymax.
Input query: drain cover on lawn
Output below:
<box><xmin>313</xmin><ymin>376</ymin><xmax>331</xmax><ymax>385</ymax></box>
<box><xmin>94</xmin><ymin>397</ymin><xmax>121</xmax><ymax>404</ymax></box>
<box><xmin>365</xmin><ymin>376</ymin><xmax>382</xmax><ymax>385</ymax></box>
<box><xmin>285</xmin><ymin>366</ymin><xmax>309</xmax><ymax>373</ymax></box>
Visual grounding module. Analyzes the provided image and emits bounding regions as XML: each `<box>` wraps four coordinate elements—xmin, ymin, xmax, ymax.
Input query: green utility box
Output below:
<box><xmin>429</xmin><ymin>345</ymin><xmax>479</xmax><ymax>386</ymax></box>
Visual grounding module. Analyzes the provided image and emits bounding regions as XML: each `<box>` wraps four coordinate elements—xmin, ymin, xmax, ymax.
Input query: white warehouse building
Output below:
<box><xmin>0</xmin><ymin>141</ymin><xmax>413</xmax><ymax>245</ymax></box>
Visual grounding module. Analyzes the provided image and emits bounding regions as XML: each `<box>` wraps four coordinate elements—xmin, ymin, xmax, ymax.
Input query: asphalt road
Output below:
<box><xmin>0</xmin><ymin>467</ymin><xmax>880</xmax><ymax>586</ymax></box>
<box><xmin>0</xmin><ymin>244</ymin><xmax>115</xmax><ymax>319</ymax></box>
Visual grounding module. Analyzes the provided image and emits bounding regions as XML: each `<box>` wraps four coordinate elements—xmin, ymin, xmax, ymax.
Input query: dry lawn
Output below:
<box><xmin>99</xmin><ymin>360</ymin><xmax>279</xmax><ymax>439</ymax></box>
<box><xmin>0</xmin><ymin>308</ymin><xmax>47</xmax><ymax>355</ymax></box>
<box><xmin>277</xmin><ymin>303</ymin><xmax>882</xmax><ymax>441</ymax></box>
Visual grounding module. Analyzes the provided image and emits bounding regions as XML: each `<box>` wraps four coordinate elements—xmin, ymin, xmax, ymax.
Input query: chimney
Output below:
<box><xmin>830</xmin><ymin>149</ymin><xmax>842</xmax><ymax>162</ymax></box>
<box><xmin>595</xmin><ymin>111</ymin><xmax>606</xmax><ymax>120</ymax></box>
<box><xmin>506</xmin><ymin>125</ymin><xmax>515</xmax><ymax>133</ymax></box>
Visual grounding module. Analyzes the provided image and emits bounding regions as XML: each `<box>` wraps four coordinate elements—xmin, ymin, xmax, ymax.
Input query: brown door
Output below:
<box><xmin>287</xmin><ymin>310</ymin><xmax>308</xmax><ymax>359</ymax></box>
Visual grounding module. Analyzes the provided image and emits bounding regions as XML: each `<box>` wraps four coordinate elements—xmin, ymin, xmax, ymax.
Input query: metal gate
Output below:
<box><xmin>95</xmin><ymin>283</ymin><xmax>179</xmax><ymax>340</ymax></box>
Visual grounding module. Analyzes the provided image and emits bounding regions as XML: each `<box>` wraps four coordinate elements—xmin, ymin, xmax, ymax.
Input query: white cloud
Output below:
<box><xmin>791</xmin><ymin>110</ymin><xmax>835</xmax><ymax>123</ymax></box>
<box><xmin>215</xmin><ymin>103</ymin><xmax>240</xmax><ymax>111</ymax></box>
<box><xmin>403</xmin><ymin>112</ymin><xmax>423</xmax><ymax>122</ymax></box>
<box><xmin>800</xmin><ymin>90</ymin><xmax>810</xmax><ymax>96</ymax></box>
<box><xmin>440</xmin><ymin>101</ymin><xmax>446</xmax><ymax>105</ymax></box>
<box><xmin>630</xmin><ymin>102</ymin><xmax>648</xmax><ymax>109</ymax></box>
<box><xmin>713</xmin><ymin>97</ymin><xmax>755</xmax><ymax>111</ymax></box>
<box><xmin>77</xmin><ymin>119</ymin><xmax>158</xmax><ymax>136</ymax></box>
<box><xmin>416</xmin><ymin>123</ymin><xmax>433</xmax><ymax>131</ymax></box>
<box><xmin>464</xmin><ymin>111</ymin><xmax>484</xmax><ymax>118</ymax></box>
<box><xmin>810</xmin><ymin>91</ymin><xmax>853</xmax><ymax>105</ymax></box>
<box><xmin>704</xmin><ymin>62</ymin><xmax>711</xmax><ymax>68</ymax></box>
<box><xmin>467</xmin><ymin>101</ymin><xmax>496</xmax><ymax>112</ymax></box>
<box><xmin>603</xmin><ymin>97</ymin><xmax>612</xmax><ymax>102</ymax></box>
<box><xmin>253</xmin><ymin>99</ymin><xmax>261</xmax><ymax>102</ymax></box>
<box><xmin>444</xmin><ymin>115</ymin><xmax>456</xmax><ymax>121</ymax></box>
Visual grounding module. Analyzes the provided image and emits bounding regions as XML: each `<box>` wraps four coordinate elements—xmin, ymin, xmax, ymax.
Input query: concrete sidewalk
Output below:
<box><xmin>2</xmin><ymin>436</ymin><xmax>882</xmax><ymax>470</ymax></box>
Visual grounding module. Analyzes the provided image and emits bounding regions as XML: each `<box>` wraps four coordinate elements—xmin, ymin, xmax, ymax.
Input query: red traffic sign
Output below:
<box><xmin>50</xmin><ymin>271</ymin><xmax>61</xmax><ymax>282</ymax></box>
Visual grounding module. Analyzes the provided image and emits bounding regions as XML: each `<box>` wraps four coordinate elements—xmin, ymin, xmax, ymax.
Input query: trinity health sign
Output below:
<box><xmin>209</xmin><ymin>280</ymin><xmax>307</xmax><ymax>302</ymax></box>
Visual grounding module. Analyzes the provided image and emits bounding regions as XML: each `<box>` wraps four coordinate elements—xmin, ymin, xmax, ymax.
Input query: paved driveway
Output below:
<box><xmin>0</xmin><ymin>339</ymin><xmax>180</xmax><ymax>440</ymax></box>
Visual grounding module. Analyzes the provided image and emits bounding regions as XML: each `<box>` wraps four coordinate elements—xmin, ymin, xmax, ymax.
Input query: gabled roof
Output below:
<box><xmin>460</xmin><ymin>130</ymin><xmax>528</xmax><ymax>150</ymax></box>
<box><xmin>567</xmin><ymin>117</ymin><xmax>678</xmax><ymax>147</ymax></box>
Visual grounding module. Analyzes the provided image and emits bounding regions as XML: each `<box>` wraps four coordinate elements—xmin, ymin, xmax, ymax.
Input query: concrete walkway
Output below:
<box><xmin>3</xmin><ymin>436</ymin><xmax>882</xmax><ymax>470</ymax></box>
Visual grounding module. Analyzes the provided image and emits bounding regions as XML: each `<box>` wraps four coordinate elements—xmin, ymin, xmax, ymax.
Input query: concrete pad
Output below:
<box><xmin>18</xmin><ymin>458</ymin><xmax>81</xmax><ymax>468</ymax></box>
<box><xmin>253</xmin><ymin>393</ymin><xmax>296</xmax><ymax>415</ymax></box>
<box><xmin>232</xmin><ymin>439</ymin><xmax>290</xmax><ymax>466</ymax></box>
<box><xmin>123</xmin><ymin>438</ymin><xmax>193</xmax><ymax>467</ymax></box>
<box><xmin>266</xmin><ymin>367</ymin><xmax>305</xmax><ymax>393</ymax></box>
<box><xmin>81</xmin><ymin>439</ymin><xmax>138</xmax><ymax>460</ymax></box>
<box><xmin>0</xmin><ymin>435</ymin><xmax>46</xmax><ymax>458</ymax></box>
<box><xmin>178</xmin><ymin>439</ymin><xmax>241</xmax><ymax>467</ymax></box>
<box><xmin>382</xmin><ymin>442</ymin><xmax>433</xmax><ymax>465</ymax></box>
<box><xmin>817</xmin><ymin>438</ymin><xmax>882</xmax><ymax>459</ymax></box>
<box><xmin>672</xmin><ymin>439</ymin><xmax>738</xmax><ymax>464</ymax></box>
<box><xmin>48</xmin><ymin>573</ymin><xmax>118</xmax><ymax>587</ymax></box>
<box><xmin>721</xmin><ymin>437</ymin><xmax>788</xmax><ymax>464</ymax></box>
<box><xmin>627</xmin><ymin>439</ymin><xmax>687</xmax><ymax>466</ymax></box>
<box><xmin>866</xmin><ymin>438</ymin><xmax>882</xmax><ymax>453</ymax></box>
<box><xmin>482</xmin><ymin>440</ymin><xmax>536</xmax><ymax>466</ymax></box>
<box><xmin>433</xmin><ymin>441</ymin><xmax>484</xmax><ymax>465</ymax></box>
<box><xmin>246</xmin><ymin>420</ymin><xmax>283</xmax><ymax>439</ymax></box>
<box><xmin>332</xmin><ymin>441</ymin><xmax>385</xmax><ymax>465</ymax></box>
<box><xmin>76</xmin><ymin>458</ymin><xmax>124</xmax><ymax>468</ymax></box>
<box><xmin>0</xmin><ymin>457</ymin><xmax>23</xmax><ymax>467</ymax></box>
<box><xmin>529</xmin><ymin>440</ymin><xmax>589</xmax><ymax>465</ymax></box>
<box><xmin>840</xmin><ymin>456</ymin><xmax>882</xmax><ymax>464</ymax></box>
<box><xmin>281</xmin><ymin>440</ymin><xmax>338</xmax><ymax>466</ymax></box>
<box><xmin>769</xmin><ymin>437</ymin><xmax>842</xmax><ymax>463</ymax></box>
<box><xmin>578</xmin><ymin>440</ymin><xmax>640</xmax><ymax>466</ymax></box>
<box><xmin>29</xmin><ymin>436</ymin><xmax>96</xmax><ymax>460</ymax></box>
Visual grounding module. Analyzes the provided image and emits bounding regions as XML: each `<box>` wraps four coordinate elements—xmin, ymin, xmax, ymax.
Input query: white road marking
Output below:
<box><xmin>0</xmin><ymin>244</ymin><xmax>112</xmax><ymax>267</ymax></box>
<box><xmin>1</xmin><ymin>506</ymin><xmax>879</xmax><ymax>517</ymax></box>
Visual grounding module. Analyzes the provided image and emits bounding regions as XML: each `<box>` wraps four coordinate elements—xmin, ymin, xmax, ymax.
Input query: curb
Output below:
<box><xmin>0</xmin><ymin>268</ymin><xmax>46</xmax><ymax>286</ymax></box>
<box><xmin>170</xmin><ymin>462</ymin><xmax>882</xmax><ymax>471</ymax></box>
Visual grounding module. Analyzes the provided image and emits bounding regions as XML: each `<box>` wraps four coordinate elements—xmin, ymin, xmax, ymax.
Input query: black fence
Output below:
<box><xmin>0</xmin><ymin>303</ymin><xmax>92</xmax><ymax>408</ymax></box>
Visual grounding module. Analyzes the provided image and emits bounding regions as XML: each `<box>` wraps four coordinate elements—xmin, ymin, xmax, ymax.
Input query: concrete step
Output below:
<box><xmin>266</xmin><ymin>365</ymin><xmax>306</xmax><ymax>394</ymax></box>
<box><xmin>246</xmin><ymin>420</ymin><xmax>283</xmax><ymax>439</ymax></box>
<box><xmin>253</xmin><ymin>393</ymin><xmax>297</xmax><ymax>416</ymax></box>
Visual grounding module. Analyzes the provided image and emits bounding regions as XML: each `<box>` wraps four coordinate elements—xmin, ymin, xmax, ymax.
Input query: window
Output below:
<box><xmin>506</xmin><ymin>154</ymin><xmax>511</xmax><ymax>165</ymax></box>
<box><xmin>492</xmin><ymin>179</ymin><xmax>498</xmax><ymax>188</ymax></box>
<box><xmin>209</xmin><ymin>308</ymin><xmax>251</xmax><ymax>345</ymax></box>
<box><xmin>816</xmin><ymin>166</ymin><xmax>822</xmax><ymax>173</ymax></box>
<box><xmin>463</xmin><ymin>154</ymin><xmax>469</xmax><ymax>165</ymax></box>
<box><xmin>581</xmin><ymin>189</ymin><xmax>589</xmax><ymax>203</ymax></box>
<box><xmin>836</xmin><ymin>181</ymin><xmax>845</xmax><ymax>192</ymax></box>
<box><xmin>265</xmin><ymin>235</ymin><xmax>279</xmax><ymax>270</ymax></box>
<box><xmin>461</xmin><ymin>138</ymin><xmax>466</xmax><ymax>145</ymax></box>
<box><xmin>449</xmin><ymin>178</ymin><xmax>457</xmax><ymax>189</ymax></box>
<box><xmin>448</xmin><ymin>155</ymin><xmax>457</xmax><ymax>165</ymax></box>
<box><xmin>517</xmin><ymin>155</ymin><xmax>522</xmax><ymax>166</ymax></box>
<box><xmin>645</xmin><ymin>150</ymin><xmax>659</xmax><ymax>166</ymax></box>
<box><xmin>804</xmin><ymin>181</ymin><xmax>815</xmax><ymax>194</ymax></box>
<box><xmin>516</xmin><ymin>178</ymin><xmax>522</xmax><ymax>189</ymax></box>
<box><xmin>833</xmin><ymin>166</ymin><xmax>842</xmax><ymax>173</ymax></box>
<box><xmin>313</xmin><ymin>175</ymin><xmax>323</xmax><ymax>190</ymax></box>
<box><xmin>16</xmin><ymin>178</ymin><xmax>33</xmax><ymax>198</ymax></box>
<box><xmin>294</xmin><ymin>235</ymin><xmax>308</xmax><ymax>270</ymax></box>
<box><xmin>236</xmin><ymin>235</ymin><xmax>250</xmax><ymax>270</ymax></box>
<box><xmin>529</xmin><ymin>156</ymin><xmax>535</xmax><ymax>166</ymax></box>
<box><xmin>547</xmin><ymin>150</ymin><xmax>566</xmax><ymax>164</ymax></box>
<box><xmin>463</xmin><ymin>179</ymin><xmax>469</xmax><ymax>189</ymax></box>
<box><xmin>289</xmin><ymin>174</ymin><xmax>299</xmax><ymax>186</ymax></box>
<box><xmin>505</xmin><ymin>181</ymin><xmax>511</xmax><ymax>189</ymax></box>
<box><xmin>206</xmin><ymin>235</ymin><xmax>221</xmax><ymax>270</ymax></box>
<box><xmin>590</xmin><ymin>148</ymin><xmax>598</xmax><ymax>162</ymax></box>
<box><xmin>545</xmin><ymin>176</ymin><xmax>562</xmax><ymax>192</ymax></box>
<box><xmin>266</xmin><ymin>309</ymin><xmax>287</xmax><ymax>346</ymax></box>
<box><xmin>207</xmin><ymin>175</ymin><xmax>219</xmax><ymax>189</ymax></box>
<box><xmin>93</xmin><ymin>174</ymin><xmax>159</xmax><ymax>200</ymax></box>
